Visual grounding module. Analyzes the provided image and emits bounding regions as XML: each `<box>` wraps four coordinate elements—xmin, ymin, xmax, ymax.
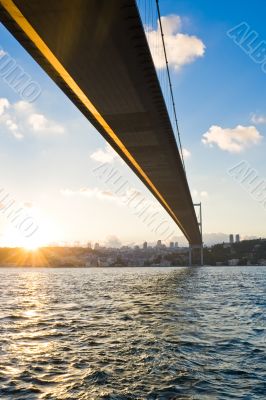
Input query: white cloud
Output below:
<box><xmin>0</xmin><ymin>49</ymin><xmax>6</xmax><ymax>58</ymax></box>
<box><xmin>105</xmin><ymin>235</ymin><xmax>122</xmax><ymax>248</ymax></box>
<box><xmin>200</xmin><ymin>191</ymin><xmax>208</xmax><ymax>198</ymax></box>
<box><xmin>183</xmin><ymin>148</ymin><xmax>191</xmax><ymax>159</ymax></box>
<box><xmin>146</xmin><ymin>15</ymin><xmax>205</xmax><ymax>71</ymax></box>
<box><xmin>28</xmin><ymin>113</ymin><xmax>64</xmax><ymax>134</ymax></box>
<box><xmin>162</xmin><ymin>15</ymin><xmax>182</xmax><ymax>34</ymax></box>
<box><xmin>250</xmin><ymin>113</ymin><xmax>266</xmax><ymax>125</ymax></box>
<box><xmin>0</xmin><ymin>98</ymin><xmax>24</xmax><ymax>139</ymax></box>
<box><xmin>90</xmin><ymin>143</ymin><xmax>122</xmax><ymax>164</ymax></box>
<box><xmin>5</xmin><ymin>119</ymin><xmax>23</xmax><ymax>140</ymax></box>
<box><xmin>202</xmin><ymin>125</ymin><xmax>263</xmax><ymax>153</ymax></box>
<box><xmin>61</xmin><ymin>187</ymin><xmax>116</xmax><ymax>201</ymax></box>
<box><xmin>13</xmin><ymin>100</ymin><xmax>33</xmax><ymax>113</ymax></box>
<box><xmin>0</xmin><ymin>97</ymin><xmax>65</xmax><ymax>139</ymax></box>
<box><xmin>0</xmin><ymin>98</ymin><xmax>9</xmax><ymax>116</ymax></box>
<box><xmin>192</xmin><ymin>190</ymin><xmax>209</xmax><ymax>199</ymax></box>
<box><xmin>60</xmin><ymin>185</ymin><xmax>161</xmax><ymax>214</ymax></box>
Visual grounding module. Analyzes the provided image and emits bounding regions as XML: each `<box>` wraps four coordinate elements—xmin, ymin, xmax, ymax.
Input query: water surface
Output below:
<box><xmin>0</xmin><ymin>266</ymin><xmax>265</xmax><ymax>399</ymax></box>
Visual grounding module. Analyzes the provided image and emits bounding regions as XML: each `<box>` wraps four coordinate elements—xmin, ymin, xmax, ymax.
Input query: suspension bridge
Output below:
<box><xmin>0</xmin><ymin>0</ymin><xmax>203</xmax><ymax>259</ymax></box>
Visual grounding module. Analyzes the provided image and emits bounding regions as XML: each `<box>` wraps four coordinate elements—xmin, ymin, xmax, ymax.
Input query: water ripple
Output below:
<box><xmin>0</xmin><ymin>266</ymin><xmax>265</xmax><ymax>399</ymax></box>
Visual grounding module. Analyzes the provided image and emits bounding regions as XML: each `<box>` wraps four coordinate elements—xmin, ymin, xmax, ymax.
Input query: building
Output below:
<box><xmin>169</xmin><ymin>242</ymin><xmax>174</xmax><ymax>248</ymax></box>
<box><xmin>143</xmin><ymin>241</ymin><xmax>148</xmax><ymax>250</ymax></box>
<box><xmin>174</xmin><ymin>242</ymin><xmax>178</xmax><ymax>248</ymax></box>
<box><xmin>156</xmin><ymin>240</ymin><xmax>162</xmax><ymax>248</ymax></box>
<box><xmin>229</xmin><ymin>234</ymin><xmax>234</xmax><ymax>244</ymax></box>
<box><xmin>228</xmin><ymin>258</ymin><xmax>239</xmax><ymax>266</ymax></box>
<box><xmin>160</xmin><ymin>259</ymin><xmax>171</xmax><ymax>267</ymax></box>
<box><xmin>235</xmin><ymin>234</ymin><xmax>240</xmax><ymax>243</ymax></box>
<box><xmin>223</xmin><ymin>243</ymin><xmax>231</xmax><ymax>249</ymax></box>
<box><xmin>87</xmin><ymin>242</ymin><xmax>92</xmax><ymax>249</ymax></box>
<box><xmin>94</xmin><ymin>242</ymin><xmax>100</xmax><ymax>250</ymax></box>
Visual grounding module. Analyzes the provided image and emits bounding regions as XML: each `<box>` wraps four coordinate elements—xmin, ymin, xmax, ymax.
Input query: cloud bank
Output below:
<box><xmin>0</xmin><ymin>98</ymin><xmax>65</xmax><ymax>140</ymax></box>
<box><xmin>251</xmin><ymin>113</ymin><xmax>266</xmax><ymax>125</ymax></box>
<box><xmin>146</xmin><ymin>15</ymin><xmax>205</xmax><ymax>71</ymax></box>
<box><xmin>202</xmin><ymin>125</ymin><xmax>263</xmax><ymax>153</ymax></box>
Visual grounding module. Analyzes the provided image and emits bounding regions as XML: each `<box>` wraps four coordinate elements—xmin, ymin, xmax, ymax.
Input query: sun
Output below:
<box><xmin>23</xmin><ymin>242</ymin><xmax>40</xmax><ymax>251</ymax></box>
<box><xmin>2</xmin><ymin>215</ymin><xmax>61</xmax><ymax>250</ymax></box>
<box><xmin>22</xmin><ymin>232</ymin><xmax>49</xmax><ymax>251</ymax></box>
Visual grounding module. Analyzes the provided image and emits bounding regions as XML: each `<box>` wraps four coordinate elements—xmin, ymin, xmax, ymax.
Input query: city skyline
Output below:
<box><xmin>0</xmin><ymin>0</ymin><xmax>266</xmax><ymax>249</ymax></box>
<box><xmin>0</xmin><ymin>3</ymin><xmax>265</xmax><ymax>398</ymax></box>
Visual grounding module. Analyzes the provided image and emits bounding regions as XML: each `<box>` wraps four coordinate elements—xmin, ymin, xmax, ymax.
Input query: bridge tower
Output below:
<box><xmin>188</xmin><ymin>203</ymin><xmax>203</xmax><ymax>266</ymax></box>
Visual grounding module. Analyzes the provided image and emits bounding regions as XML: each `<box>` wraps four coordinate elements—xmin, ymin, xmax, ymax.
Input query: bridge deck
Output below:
<box><xmin>0</xmin><ymin>0</ymin><xmax>202</xmax><ymax>245</ymax></box>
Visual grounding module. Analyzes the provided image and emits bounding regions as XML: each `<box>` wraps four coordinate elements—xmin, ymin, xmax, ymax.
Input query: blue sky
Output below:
<box><xmin>0</xmin><ymin>0</ymin><xmax>266</xmax><ymax>247</ymax></box>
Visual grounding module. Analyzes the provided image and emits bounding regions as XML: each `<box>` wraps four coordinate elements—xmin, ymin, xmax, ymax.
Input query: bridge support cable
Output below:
<box><xmin>155</xmin><ymin>0</ymin><xmax>186</xmax><ymax>174</ymax></box>
<box><xmin>136</xmin><ymin>0</ymin><xmax>187</xmax><ymax>174</ymax></box>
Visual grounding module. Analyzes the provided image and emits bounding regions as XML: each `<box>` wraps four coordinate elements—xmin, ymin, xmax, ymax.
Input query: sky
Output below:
<box><xmin>0</xmin><ymin>0</ymin><xmax>266</xmax><ymax>248</ymax></box>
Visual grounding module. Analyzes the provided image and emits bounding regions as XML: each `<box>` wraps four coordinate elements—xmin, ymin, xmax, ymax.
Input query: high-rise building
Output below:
<box><xmin>143</xmin><ymin>241</ymin><xmax>148</xmax><ymax>250</ymax></box>
<box><xmin>170</xmin><ymin>242</ymin><xmax>174</xmax><ymax>248</ymax></box>
<box><xmin>174</xmin><ymin>242</ymin><xmax>178</xmax><ymax>248</ymax></box>
<box><xmin>94</xmin><ymin>242</ymin><xmax>100</xmax><ymax>250</ymax></box>
<box><xmin>157</xmin><ymin>240</ymin><xmax>162</xmax><ymax>248</ymax></box>
<box><xmin>229</xmin><ymin>234</ymin><xmax>234</xmax><ymax>244</ymax></box>
<box><xmin>235</xmin><ymin>234</ymin><xmax>240</xmax><ymax>243</ymax></box>
<box><xmin>87</xmin><ymin>242</ymin><xmax>92</xmax><ymax>249</ymax></box>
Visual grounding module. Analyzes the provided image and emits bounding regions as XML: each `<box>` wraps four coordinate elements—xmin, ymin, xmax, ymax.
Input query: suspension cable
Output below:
<box><xmin>155</xmin><ymin>0</ymin><xmax>186</xmax><ymax>174</ymax></box>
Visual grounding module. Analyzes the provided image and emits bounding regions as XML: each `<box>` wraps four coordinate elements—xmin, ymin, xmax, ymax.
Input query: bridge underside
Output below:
<box><xmin>0</xmin><ymin>0</ymin><xmax>202</xmax><ymax>245</ymax></box>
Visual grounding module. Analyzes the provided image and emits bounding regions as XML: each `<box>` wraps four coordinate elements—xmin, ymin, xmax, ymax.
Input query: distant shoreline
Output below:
<box><xmin>0</xmin><ymin>265</ymin><xmax>265</xmax><ymax>268</ymax></box>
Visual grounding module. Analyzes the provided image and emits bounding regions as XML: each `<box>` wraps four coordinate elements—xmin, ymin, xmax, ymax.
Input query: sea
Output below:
<box><xmin>0</xmin><ymin>266</ymin><xmax>265</xmax><ymax>399</ymax></box>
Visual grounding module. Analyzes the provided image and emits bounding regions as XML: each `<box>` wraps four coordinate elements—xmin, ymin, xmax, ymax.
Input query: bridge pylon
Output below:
<box><xmin>188</xmin><ymin>203</ymin><xmax>203</xmax><ymax>266</ymax></box>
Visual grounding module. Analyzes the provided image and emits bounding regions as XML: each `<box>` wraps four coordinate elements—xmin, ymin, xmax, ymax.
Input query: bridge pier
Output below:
<box><xmin>188</xmin><ymin>244</ymin><xmax>204</xmax><ymax>266</ymax></box>
<box><xmin>188</xmin><ymin>202</ymin><xmax>204</xmax><ymax>266</ymax></box>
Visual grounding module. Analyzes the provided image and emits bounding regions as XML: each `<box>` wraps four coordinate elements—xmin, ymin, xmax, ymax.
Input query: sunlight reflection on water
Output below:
<box><xmin>0</xmin><ymin>266</ymin><xmax>265</xmax><ymax>399</ymax></box>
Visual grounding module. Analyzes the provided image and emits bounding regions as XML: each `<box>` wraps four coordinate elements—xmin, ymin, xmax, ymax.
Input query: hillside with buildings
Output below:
<box><xmin>0</xmin><ymin>237</ymin><xmax>266</xmax><ymax>267</ymax></box>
